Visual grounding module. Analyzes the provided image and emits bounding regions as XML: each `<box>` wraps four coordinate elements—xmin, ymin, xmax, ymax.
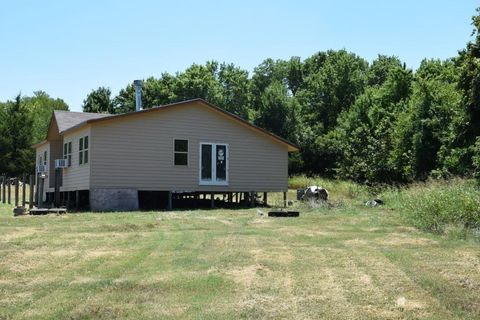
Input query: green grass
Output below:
<box><xmin>381</xmin><ymin>178</ymin><xmax>480</xmax><ymax>236</ymax></box>
<box><xmin>0</xmin><ymin>185</ymin><xmax>479</xmax><ymax>319</ymax></box>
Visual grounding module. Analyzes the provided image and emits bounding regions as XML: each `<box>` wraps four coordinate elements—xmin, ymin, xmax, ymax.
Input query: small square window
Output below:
<box><xmin>174</xmin><ymin>139</ymin><xmax>188</xmax><ymax>166</ymax></box>
<box><xmin>174</xmin><ymin>153</ymin><xmax>187</xmax><ymax>166</ymax></box>
<box><xmin>175</xmin><ymin>139</ymin><xmax>188</xmax><ymax>152</ymax></box>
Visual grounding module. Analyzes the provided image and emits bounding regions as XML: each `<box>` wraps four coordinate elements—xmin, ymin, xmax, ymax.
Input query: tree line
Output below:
<box><xmin>0</xmin><ymin>92</ymin><xmax>68</xmax><ymax>176</ymax></box>
<box><xmin>3</xmin><ymin>8</ymin><xmax>480</xmax><ymax>183</ymax></box>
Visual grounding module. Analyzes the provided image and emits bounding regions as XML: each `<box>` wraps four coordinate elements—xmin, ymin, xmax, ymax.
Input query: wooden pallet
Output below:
<box><xmin>29</xmin><ymin>208</ymin><xmax>67</xmax><ymax>215</ymax></box>
<box><xmin>268</xmin><ymin>211</ymin><xmax>299</xmax><ymax>217</ymax></box>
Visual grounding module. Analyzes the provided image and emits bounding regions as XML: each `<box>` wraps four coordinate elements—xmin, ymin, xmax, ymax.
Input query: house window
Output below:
<box><xmin>199</xmin><ymin>143</ymin><xmax>228</xmax><ymax>185</ymax></box>
<box><xmin>43</xmin><ymin>151</ymin><xmax>47</xmax><ymax>166</ymax></box>
<box><xmin>63</xmin><ymin>141</ymin><xmax>72</xmax><ymax>167</ymax></box>
<box><xmin>79</xmin><ymin>136</ymin><xmax>89</xmax><ymax>165</ymax></box>
<box><xmin>174</xmin><ymin>139</ymin><xmax>188</xmax><ymax>166</ymax></box>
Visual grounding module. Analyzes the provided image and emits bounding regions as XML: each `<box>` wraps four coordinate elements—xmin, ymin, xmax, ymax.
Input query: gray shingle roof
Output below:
<box><xmin>54</xmin><ymin>110</ymin><xmax>111</xmax><ymax>133</ymax></box>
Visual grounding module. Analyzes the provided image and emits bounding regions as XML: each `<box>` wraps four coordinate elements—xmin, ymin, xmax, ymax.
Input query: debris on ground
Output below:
<box><xmin>13</xmin><ymin>206</ymin><xmax>26</xmax><ymax>216</ymax></box>
<box><xmin>298</xmin><ymin>186</ymin><xmax>329</xmax><ymax>202</ymax></box>
<box><xmin>365</xmin><ymin>199</ymin><xmax>384</xmax><ymax>207</ymax></box>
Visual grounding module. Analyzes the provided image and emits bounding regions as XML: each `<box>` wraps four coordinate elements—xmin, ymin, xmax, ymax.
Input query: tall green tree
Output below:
<box><xmin>22</xmin><ymin>91</ymin><xmax>69</xmax><ymax>143</ymax></box>
<box><xmin>254</xmin><ymin>80</ymin><xmax>300</xmax><ymax>143</ymax></box>
<box><xmin>391</xmin><ymin>59</ymin><xmax>461</xmax><ymax>180</ymax></box>
<box><xmin>82</xmin><ymin>87</ymin><xmax>115</xmax><ymax>114</ymax></box>
<box><xmin>0</xmin><ymin>95</ymin><xmax>34</xmax><ymax>175</ymax></box>
<box><xmin>335</xmin><ymin>67</ymin><xmax>413</xmax><ymax>182</ymax></box>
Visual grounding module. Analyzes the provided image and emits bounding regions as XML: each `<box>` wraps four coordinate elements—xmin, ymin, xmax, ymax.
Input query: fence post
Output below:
<box><xmin>14</xmin><ymin>177</ymin><xmax>19</xmax><ymax>207</ymax></box>
<box><xmin>22</xmin><ymin>175</ymin><xmax>26</xmax><ymax>207</ymax></box>
<box><xmin>0</xmin><ymin>176</ymin><xmax>2</xmax><ymax>203</ymax></box>
<box><xmin>250</xmin><ymin>191</ymin><xmax>255</xmax><ymax>208</ymax></box>
<box><xmin>2</xmin><ymin>176</ymin><xmax>5</xmax><ymax>204</ymax></box>
<box><xmin>29</xmin><ymin>175</ymin><xmax>34</xmax><ymax>209</ymax></box>
<box><xmin>34</xmin><ymin>173</ymin><xmax>39</xmax><ymax>207</ymax></box>
<box><xmin>7</xmin><ymin>178</ymin><xmax>11</xmax><ymax>204</ymax></box>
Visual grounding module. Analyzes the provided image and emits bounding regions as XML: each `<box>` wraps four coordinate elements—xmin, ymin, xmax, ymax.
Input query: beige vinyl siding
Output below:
<box><xmin>91</xmin><ymin>101</ymin><xmax>288</xmax><ymax>192</ymax></box>
<box><xmin>48</xmin><ymin>140</ymin><xmax>63</xmax><ymax>188</ymax></box>
<box><xmin>61</xmin><ymin>126</ymin><xmax>91</xmax><ymax>191</ymax></box>
<box><xmin>35</xmin><ymin>143</ymin><xmax>52</xmax><ymax>198</ymax></box>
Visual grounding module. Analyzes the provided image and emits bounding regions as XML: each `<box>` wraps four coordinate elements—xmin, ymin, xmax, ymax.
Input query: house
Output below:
<box><xmin>33</xmin><ymin>99</ymin><xmax>299</xmax><ymax>211</ymax></box>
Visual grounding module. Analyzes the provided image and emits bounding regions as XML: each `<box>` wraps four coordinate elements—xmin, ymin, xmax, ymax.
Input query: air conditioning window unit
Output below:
<box><xmin>55</xmin><ymin>159</ymin><xmax>69</xmax><ymax>168</ymax></box>
<box><xmin>37</xmin><ymin>165</ymin><xmax>48</xmax><ymax>173</ymax></box>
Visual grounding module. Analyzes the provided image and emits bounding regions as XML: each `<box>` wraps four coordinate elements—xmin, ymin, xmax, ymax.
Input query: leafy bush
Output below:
<box><xmin>382</xmin><ymin>179</ymin><xmax>480</xmax><ymax>233</ymax></box>
<box><xmin>289</xmin><ymin>175</ymin><xmax>371</xmax><ymax>201</ymax></box>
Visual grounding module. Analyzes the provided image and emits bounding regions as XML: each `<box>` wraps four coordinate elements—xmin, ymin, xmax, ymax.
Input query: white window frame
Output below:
<box><xmin>79</xmin><ymin>136</ymin><xmax>89</xmax><ymax>166</ymax></box>
<box><xmin>199</xmin><ymin>142</ymin><xmax>229</xmax><ymax>186</ymax></box>
<box><xmin>63</xmin><ymin>141</ymin><xmax>72</xmax><ymax>167</ymax></box>
<box><xmin>173</xmin><ymin>139</ymin><xmax>189</xmax><ymax>166</ymax></box>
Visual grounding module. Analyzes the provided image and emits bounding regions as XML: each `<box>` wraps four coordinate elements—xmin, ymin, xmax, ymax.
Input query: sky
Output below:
<box><xmin>0</xmin><ymin>0</ymin><xmax>478</xmax><ymax>111</ymax></box>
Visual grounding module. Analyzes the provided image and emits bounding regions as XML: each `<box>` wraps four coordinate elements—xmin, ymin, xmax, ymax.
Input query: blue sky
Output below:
<box><xmin>0</xmin><ymin>0</ymin><xmax>477</xmax><ymax>111</ymax></box>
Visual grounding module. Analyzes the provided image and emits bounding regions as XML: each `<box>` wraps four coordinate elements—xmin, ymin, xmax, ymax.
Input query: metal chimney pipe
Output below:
<box><xmin>133</xmin><ymin>80</ymin><xmax>143</xmax><ymax>111</ymax></box>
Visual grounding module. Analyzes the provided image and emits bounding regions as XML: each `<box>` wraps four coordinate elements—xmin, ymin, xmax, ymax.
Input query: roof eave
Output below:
<box><xmin>64</xmin><ymin>98</ymin><xmax>299</xmax><ymax>151</ymax></box>
<box><xmin>32</xmin><ymin>139</ymin><xmax>48</xmax><ymax>149</ymax></box>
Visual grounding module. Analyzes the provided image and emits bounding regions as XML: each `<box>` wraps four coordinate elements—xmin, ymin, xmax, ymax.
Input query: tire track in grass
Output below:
<box><xmin>351</xmin><ymin>247</ymin><xmax>456</xmax><ymax>319</ymax></box>
<box><xmin>11</xmin><ymin>228</ymin><xmax>164</xmax><ymax>320</ymax></box>
<box><xmin>7</xmin><ymin>247</ymin><xmax>113</xmax><ymax>319</ymax></box>
<box><xmin>47</xmin><ymin>217</ymin><xmax>212</xmax><ymax>319</ymax></box>
<box><xmin>381</xmin><ymin>248</ymin><xmax>479</xmax><ymax>319</ymax></box>
<box><xmin>1</xmin><ymin>223</ymin><xmax>125</xmax><ymax>319</ymax></box>
<box><xmin>45</xmin><ymin>230</ymin><xmax>166</xmax><ymax>319</ymax></box>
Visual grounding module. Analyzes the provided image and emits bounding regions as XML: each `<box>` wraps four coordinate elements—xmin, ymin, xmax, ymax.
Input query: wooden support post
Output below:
<box><xmin>22</xmin><ymin>175</ymin><xmax>26</xmax><ymax>207</ymax></box>
<box><xmin>54</xmin><ymin>168</ymin><xmax>60</xmax><ymax>207</ymax></box>
<box><xmin>34</xmin><ymin>174</ymin><xmax>39</xmax><ymax>207</ymax></box>
<box><xmin>66</xmin><ymin>191</ymin><xmax>70</xmax><ymax>208</ymax></box>
<box><xmin>14</xmin><ymin>178</ymin><xmax>19</xmax><ymax>207</ymax></box>
<box><xmin>38</xmin><ymin>178</ymin><xmax>44</xmax><ymax>208</ymax></box>
<box><xmin>210</xmin><ymin>192</ymin><xmax>215</xmax><ymax>208</ymax></box>
<box><xmin>263</xmin><ymin>192</ymin><xmax>268</xmax><ymax>206</ymax></box>
<box><xmin>7</xmin><ymin>179</ymin><xmax>11</xmax><ymax>204</ymax></box>
<box><xmin>283</xmin><ymin>192</ymin><xmax>287</xmax><ymax>208</ymax></box>
<box><xmin>3</xmin><ymin>176</ymin><xmax>6</xmax><ymax>204</ymax></box>
<box><xmin>75</xmin><ymin>190</ymin><xmax>80</xmax><ymax>210</ymax></box>
<box><xmin>29</xmin><ymin>175</ymin><xmax>34</xmax><ymax>209</ymax></box>
<box><xmin>250</xmin><ymin>191</ymin><xmax>255</xmax><ymax>208</ymax></box>
<box><xmin>167</xmin><ymin>191</ymin><xmax>172</xmax><ymax>210</ymax></box>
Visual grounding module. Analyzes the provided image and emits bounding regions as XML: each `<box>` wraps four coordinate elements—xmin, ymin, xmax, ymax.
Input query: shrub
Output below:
<box><xmin>289</xmin><ymin>175</ymin><xmax>371</xmax><ymax>201</ymax></box>
<box><xmin>383</xmin><ymin>178</ymin><xmax>480</xmax><ymax>233</ymax></box>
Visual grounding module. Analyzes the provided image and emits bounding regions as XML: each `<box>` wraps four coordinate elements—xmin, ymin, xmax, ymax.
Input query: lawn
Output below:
<box><xmin>0</xmin><ymin>192</ymin><xmax>479</xmax><ymax>319</ymax></box>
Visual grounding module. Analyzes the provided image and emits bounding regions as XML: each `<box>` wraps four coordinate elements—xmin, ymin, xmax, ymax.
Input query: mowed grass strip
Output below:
<box><xmin>0</xmin><ymin>201</ymin><xmax>478</xmax><ymax>319</ymax></box>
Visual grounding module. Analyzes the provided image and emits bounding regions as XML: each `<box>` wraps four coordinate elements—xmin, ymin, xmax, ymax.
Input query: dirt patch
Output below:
<box><xmin>70</xmin><ymin>277</ymin><xmax>97</xmax><ymax>285</ymax></box>
<box><xmin>22</xmin><ymin>249</ymin><xmax>79</xmax><ymax>257</ymax></box>
<box><xmin>344</xmin><ymin>238</ymin><xmax>369</xmax><ymax>246</ymax></box>
<box><xmin>250</xmin><ymin>248</ymin><xmax>294</xmax><ymax>265</ymax></box>
<box><xmin>1</xmin><ymin>228</ymin><xmax>39</xmax><ymax>242</ymax></box>
<box><xmin>86</xmin><ymin>250</ymin><xmax>124</xmax><ymax>258</ymax></box>
<box><xmin>198</xmin><ymin>216</ymin><xmax>234</xmax><ymax>226</ymax></box>
<box><xmin>226</xmin><ymin>264</ymin><xmax>271</xmax><ymax>288</ymax></box>
<box><xmin>381</xmin><ymin>233</ymin><xmax>438</xmax><ymax>246</ymax></box>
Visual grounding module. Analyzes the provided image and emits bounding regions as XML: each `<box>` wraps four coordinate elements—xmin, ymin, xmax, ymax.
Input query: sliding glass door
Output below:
<box><xmin>200</xmin><ymin>143</ymin><xmax>228</xmax><ymax>185</ymax></box>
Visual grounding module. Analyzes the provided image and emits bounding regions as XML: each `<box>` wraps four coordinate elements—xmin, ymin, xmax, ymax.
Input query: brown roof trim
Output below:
<box><xmin>32</xmin><ymin>139</ymin><xmax>48</xmax><ymax>149</ymax></box>
<box><xmin>64</xmin><ymin>99</ymin><xmax>299</xmax><ymax>152</ymax></box>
